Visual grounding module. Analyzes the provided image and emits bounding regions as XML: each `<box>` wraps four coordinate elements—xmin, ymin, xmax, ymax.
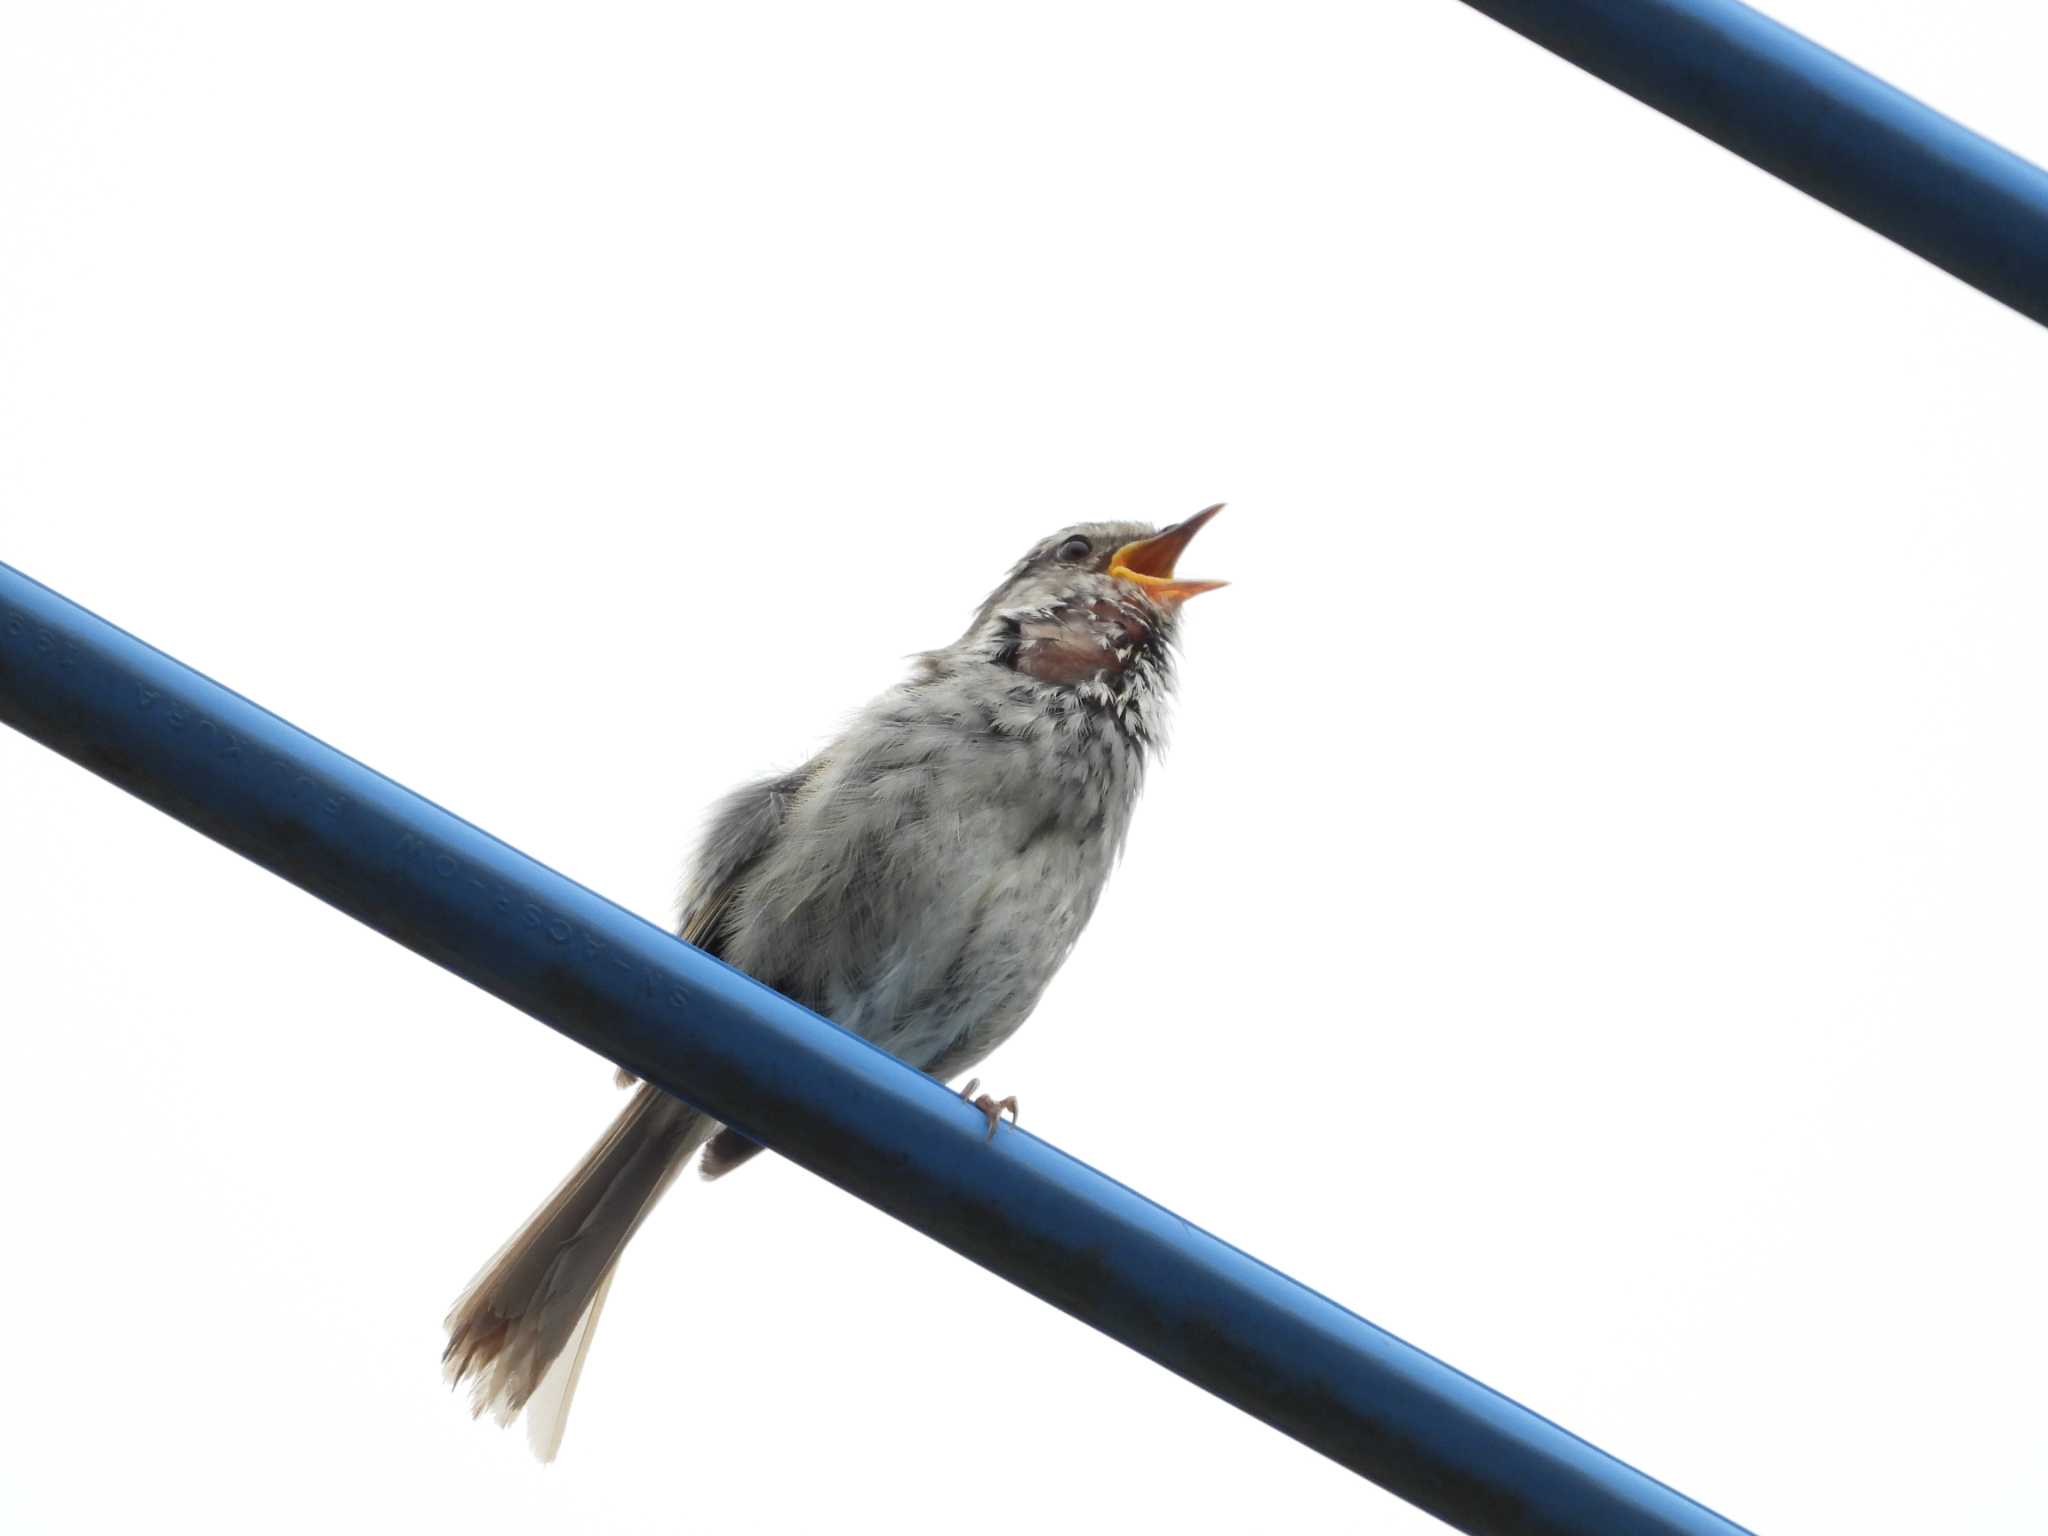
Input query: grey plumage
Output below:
<box><xmin>443</xmin><ymin>510</ymin><xmax>1224</xmax><ymax>1458</ymax></box>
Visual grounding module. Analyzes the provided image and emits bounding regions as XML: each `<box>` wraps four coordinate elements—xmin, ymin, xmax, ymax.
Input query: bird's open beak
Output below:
<box><xmin>1109</xmin><ymin>504</ymin><xmax>1228</xmax><ymax>608</ymax></box>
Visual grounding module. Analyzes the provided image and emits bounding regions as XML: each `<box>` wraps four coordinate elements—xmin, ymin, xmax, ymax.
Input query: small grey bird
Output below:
<box><xmin>443</xmin><ymin>506</ymin><xmax>1227</xmax><ymax>1458</ymax></box>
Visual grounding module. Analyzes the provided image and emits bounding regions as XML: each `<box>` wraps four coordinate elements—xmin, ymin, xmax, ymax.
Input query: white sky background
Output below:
<box><xmin>3</xmin><ymin>2</ymin><xmax>2045</xmax><ymax>1531</ymax></box>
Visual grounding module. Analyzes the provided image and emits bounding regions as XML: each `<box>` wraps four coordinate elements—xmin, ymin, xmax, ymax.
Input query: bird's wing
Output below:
<box><xmin>612</xmin><ymin>756</ymin><xmax>823</xmax><ymax>1091</ymax></box>
<box><xmin>678</xmin><ymin>756</ymin><xmax>824</xmax><ymax>952</ymax></box>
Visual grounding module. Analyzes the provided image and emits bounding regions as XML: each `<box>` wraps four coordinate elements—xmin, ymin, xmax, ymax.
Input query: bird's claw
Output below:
<box><xmin>958</xmin><ymin>1077</ymin><xmax>1020</xmax><ymax>1141</ymax></box>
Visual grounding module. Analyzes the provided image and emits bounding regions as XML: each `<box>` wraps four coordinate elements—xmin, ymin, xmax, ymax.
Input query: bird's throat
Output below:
<box><xmin>1011</xmin><ymin>599</ymin><xmax>1156</xmax><ymax>687</ymax></box>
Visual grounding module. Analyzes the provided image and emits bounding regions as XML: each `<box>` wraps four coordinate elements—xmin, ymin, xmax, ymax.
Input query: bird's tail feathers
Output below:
<box><xmin>442</xmin><ymin>1082</ymin><xmax>712</xmax><ymax>1459</ymax></box>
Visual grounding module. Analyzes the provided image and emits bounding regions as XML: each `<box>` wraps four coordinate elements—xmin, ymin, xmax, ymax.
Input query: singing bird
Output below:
<box><xmin>443</xmin><ymin>506</ymin><xmax>1228</xmax><ymax>1457</ymax></box>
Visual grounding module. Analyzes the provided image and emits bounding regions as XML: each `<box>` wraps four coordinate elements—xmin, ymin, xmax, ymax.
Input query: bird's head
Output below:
<box><xmin>959</xmin><ymin>505</ymin><xmax>1227</xmax><ymax>698</ymax></box>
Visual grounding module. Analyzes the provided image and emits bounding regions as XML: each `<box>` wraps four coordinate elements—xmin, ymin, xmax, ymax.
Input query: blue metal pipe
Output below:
<box><xmin>1455</xmin><ymin>0</ymin><xmax>2048</xmax><ymax>327</ymax></box>
<box><xmin>0</xmin><ymin>560</ymin><xmax>1754</xmax><ymax>1535</ymax></box>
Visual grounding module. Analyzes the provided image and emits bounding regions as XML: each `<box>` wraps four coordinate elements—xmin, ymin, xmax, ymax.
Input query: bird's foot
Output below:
<box><xmin>958</xmin><ymin>1078</ymin><xmax>1020</xmax><ymax>1141</ymax></box>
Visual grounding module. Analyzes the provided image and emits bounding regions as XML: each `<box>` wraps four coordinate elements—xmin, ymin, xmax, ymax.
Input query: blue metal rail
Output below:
<box><xmin>27</xmin><ymin>7</ymin><xmax>2044</xmax><ymax>1522</ymax></box>
<box><xmin>0</xmin><ymin>566</ymin><xmax>1754</xmax><ymax>1536</ymax></box>
<box><xmin>1455</xmin><ymin>0</ymin><xmax>2048</xmax><ymax>327</ymax></box>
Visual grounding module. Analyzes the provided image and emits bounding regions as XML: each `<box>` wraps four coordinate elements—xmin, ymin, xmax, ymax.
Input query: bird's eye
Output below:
<box><xmin>1056</xmin><ymin>536</ymin><xmax>1093</xmax><ymax>563</ymax></box>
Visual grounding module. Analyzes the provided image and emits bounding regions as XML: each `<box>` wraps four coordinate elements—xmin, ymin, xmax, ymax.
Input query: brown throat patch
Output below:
<box><xmin>1014</xmin><ymin>600</ymin><xmax>1152</xmax><ymax>685</ymax></box>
